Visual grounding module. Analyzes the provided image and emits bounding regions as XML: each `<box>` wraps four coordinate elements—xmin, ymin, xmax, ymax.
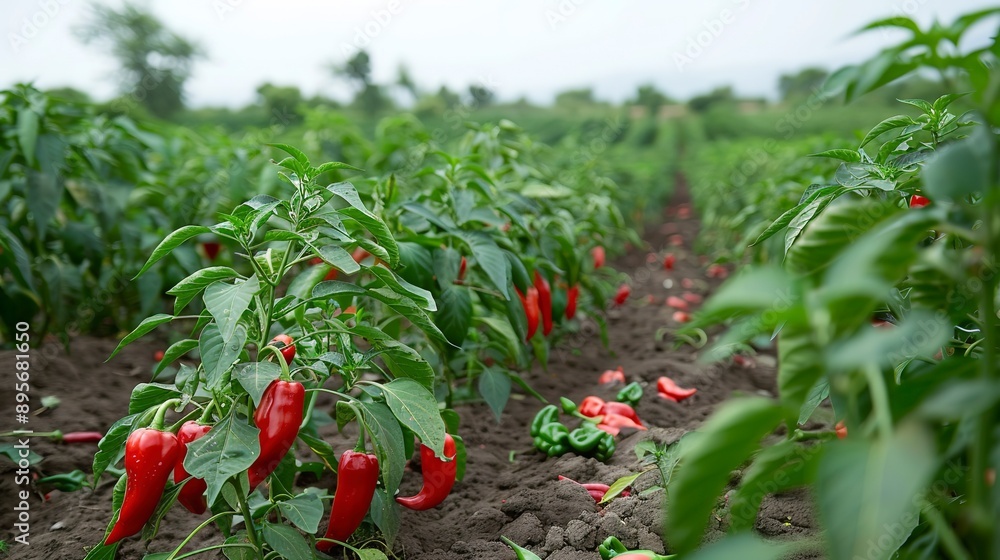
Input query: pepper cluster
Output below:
<box><xmin>530</xmin><ymin>404</ymin><xmax>616</xmax><ymax>462</ymax></box>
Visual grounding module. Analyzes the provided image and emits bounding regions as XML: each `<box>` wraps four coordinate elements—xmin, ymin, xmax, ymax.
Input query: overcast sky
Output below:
<box><xmin>2</xmin><ymin>0</ymin><xmax>997</xmax><ymax>107</ymax></box>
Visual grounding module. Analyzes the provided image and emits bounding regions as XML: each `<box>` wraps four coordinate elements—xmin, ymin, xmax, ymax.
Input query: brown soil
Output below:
<box><xmin>0</xmin><ymin>189</ymin><xmax>821</xmax><ymax>559</ymax></box>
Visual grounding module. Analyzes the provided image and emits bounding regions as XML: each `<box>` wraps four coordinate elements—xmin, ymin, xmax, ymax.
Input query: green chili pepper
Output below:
<box><xmin>534</xmin><ymin>422</ymin><xmax>570</xmax><ymax>457</ymax></box>
<box><xmin>595</xmin><ymin>432</ymin><xmax>616</xmax><ymax>462</ymax></box>
<box><xmin>502</xmin><ymin>536</ymin><xmax>542</xmax><ymax>560</ymax></box>
<box><xmin>616</xmin><ymin>382</ymin><xmax>644</xmax><ymax>406</ymax></box>
<box><xmin>560</xmin><ymin>397</ymin><xmax>578</xmax><ymax>415</ymax></box>
<box><xmin>530</xmin><ymin>405</ymin><xmax>560</xmax><ymax>437</ymax></box>
<box><xmin>568</xmin><ymin>426</ymin><xmax>606</xmax><ymax>453</ymax></box>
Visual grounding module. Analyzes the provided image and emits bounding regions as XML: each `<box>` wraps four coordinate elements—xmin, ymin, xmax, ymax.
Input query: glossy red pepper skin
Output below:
<box><xmin>248</xmin><ymin>379</ymin><xmax>305</xmax><ymax>489</ymax></box>
<box><xmin>61</xmin><ymin>431</ymin><xmax>104</xmax><ymax>443</ymax></box>
<box><xmin>591</xmin><ymin>246</ymin><xmax>605</xmax><ymax>269</ymax></box>
<box><xmin>174</xmin><ymin>421</ymin><xmax>212</xmax><ymax>515</ymax></box>
<box><xmin>600</xmin><ymin>413</ymin><xmax>647</xmax><ymax>432</ymax></box>
<box><xmin>602</xmin><ymin>402</ymin><xmax>643</xmax><ymax>427</ymax></box>
<box><xmin>203</xmin><ymin>241</ymin><xmax>221</xmax><ymax>261</ymax></box>
<box><xmin>565</xmin><ymin>285</ymin><xmax>579</xmax><ymax>319</ymax></box>
<box><xmin>270</xmin><ymin>334</ymin><xmax>296</xmax><ymax>365</ymax></box>
<box><xmin>909</xmin><ymin>194</ymin><xmax>930</xmax><ymax>208</ymax></box>
<box><xmin>397</xmin><ymin>434</ymin><xmax>457</xmax><ymax>511</ymax></box>
<box><xmin>104</xmin><ymin>428</ymin><xmax>181</xmax><ymax>545</ymax></box>
<box><xmin>657</xmin><ymin>376</ymin><xmax>697</xmax><ymax>402</ymax></box>
<box><xmin>534</xmin><ymin>271</ymin><xmax>553</xmax><ymax>336</ymax></box>
<box><xmin>578</xmin><ymin>396</ymin><xmax>606</xmax><ymax>418</ymax></box>
<box><xmin>318</xmin><ymin>451</ymin><xmax>380</xmax><ymax>552</ymax></box>
<box><xmin>517</xmin><ymin>287</ymin><xmax>541</xmax><ymax>341</ymax></box>
<box><xmin>614</xmin><ymin>284</ymin><xmax>631</xmax><ymax>306</ymax></box>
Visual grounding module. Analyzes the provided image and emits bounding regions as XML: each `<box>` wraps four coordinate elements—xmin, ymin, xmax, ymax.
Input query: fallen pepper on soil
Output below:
<box><xmin>557</xmin><ymin>475</ymin><xmax>631</xmax><ymax>503</ymax></box>
<box><xmin>599</xmin><ymin>366</ymin><xmax>626</xmax><ymax>385</ymax></box>
<box><xmin>615</xmin><ymin>382</ymin><xmax>643</xmax><ymax>407</ymax></box>
<box><xmin>666</xmin><ymin>296</ymin><xmax>689</xmax><ymax>311</ymax></box>
<box><xmin>657</xmin><ymin>376</ymin><xmax>697</xmax><ymax>402</ymax></box>
<box><xmin>672</xmin><ymin>311</ymin><xmax>691</xmax><ymax>323</ymax></box>
<box><xmin>663</xmin><ymin>253</ymin><xmax>675</xmax><ymax>270</ymax></box>
<box><xmin>614</xmin><ymin>284</ymin><xmax>631</xmax><ymax>306</ymax></box>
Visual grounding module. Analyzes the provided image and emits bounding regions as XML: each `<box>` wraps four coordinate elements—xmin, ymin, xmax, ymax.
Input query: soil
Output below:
<box><xmin>0</xmin><ymin>187</ymin><xmax>822</xmax><ymax>560</ymax></box>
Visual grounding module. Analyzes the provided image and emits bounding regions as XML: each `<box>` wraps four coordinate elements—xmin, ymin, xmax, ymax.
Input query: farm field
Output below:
<box><xmin>1</xmin><ymin>3</ymin><xmax>999</xmax><ymax>560</ymax></box>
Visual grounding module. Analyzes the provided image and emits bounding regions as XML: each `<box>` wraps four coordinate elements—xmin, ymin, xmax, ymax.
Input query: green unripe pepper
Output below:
<box><xmin>568</xmin><ymin>426</ymin><xmax>606</xmax><ymax>453</ymax></box>
<box><xmin>560</xmin><ymin>397</ymin><xmax>578</xmax><ymax>415</ymax></box>
<box><xmin>616</xmin><ymin>382</ymin><xmax>644</xmax><ymax>406</ymax></box>
<box><xmin>595</xmin><ymin>432</ymin><xmax>616</xmax><ymax>462</ymax></box>
<box><xmin>530</xmin><ymin>405</ymin><xmax>560</xmax><ymax>437</ymax></box>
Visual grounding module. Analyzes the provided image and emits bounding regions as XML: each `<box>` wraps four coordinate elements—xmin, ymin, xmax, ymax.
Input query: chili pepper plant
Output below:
<box><xmin>84</xmin><ymin>145</ymin><xmax>462</xmax><ymax>559</ymax></box>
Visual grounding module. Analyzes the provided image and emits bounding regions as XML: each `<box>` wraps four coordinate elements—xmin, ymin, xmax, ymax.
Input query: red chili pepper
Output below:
<box><xmin>657</xmin><ymin>376</ymin><xmax>697</xmax><ymax>402</ymax></box>
<box><xmin>909</xmin><ymin>194</ymin><xmax>930</xmax><ymax>208</ymax></box>
<box><xmin>706</xmin><ymin>264</ymin><xmax>728</xmax><ymax>279</ymax></box>
<box><xmin>682</xmin><ymin>292</ymin><xmax>702</xmax><ymax>304</ymax></box>
<box><xmin>681</xmin><ymin>278</ymin><xmax>694</xmax><ymax>289</ymax></box>
<box><xmin>596</xmin><ymin>423</ymin><xmax>619</xmax><ymax>435</ymax></box>
<box><xmin>578</xmin><ymin>396</ymin><xmax>606</xmax><ymax>418</ymax></box>
<box><xmin>270</xmin><ymin>334</ymin><xmax>296</xmax><ymax>365</ymax></box>
<box><xmin>397</xmin><ymin>433</ymin><xmax>457</xmax><ymax>511</ymax></box>
<box><xmin>732</xmin><ymin>354</ymin><xmax>755</xmax><ymax>368</ymax></box>
<box><xmin>248</xmin><ymin>379</ymin><xmax>305</xmax><ymax>489</ymax></box>
<box><xmin>517</xmin><ymin>287</ymin><xmax>541</xmax><ymax>341</ymax></box>
<box><xmin>600</xmin><ymin>413</ymin><xmax>647</xmax><ymax>431</ymax></box>
<box><xmin>174</xmin><ymin>421</ymin><xmax>212</xmax><ymax>515</ymax></box>
<box><xmin>614</xmin><ymin>284</ymin><xmax>631</xmax><ymax>306</ymax></box>
<box><xmin>666</xmin><ymin>296</ymin><xmax>689</xmax><ymax>311</ymax></box>
<box><xmin>835</xmin><ymin>421</ymin><xmax>848</xmax><ymax>440</ymax></box>
<box><xmin>60</xmin><ymin>431</ymin><xmax>104</xmax><ymax>444</ymax></box>
<box><xmin>602</xmin><ymin>402</ymin><xmax>644</xmax><ymax>427</ymax></box>
<box><xmin>534</xmin><ymin>271</ymin><xmax>553</xmax><ymax>336</ymax></box>
<box><xmin>153</xmin><ymin>350</ymin><xmax>165</xmax><ymax>362</ymax></box>
<box><xmin>565</xmin><ymin>285</ymin><xmax>579</xmax><ymax>319</ymax></box>
<box><xmin>318</xmin><ymin>450</ymin><xmax>380</xmax><ymax>552</ymax></box>
<box><xmin>352</xmin><ymin>247</ymin><xmax>371</xmax><ymax>263</ymax></box>
<box><xmin>202</xmin><ymin>241</ymin><xmax>221</xmax><ymax>261</ymax></box>
<box><xmin>104</xmin><ymin>428</ymin><xmax>181</xmax><ymax>545</ymax></box>
<box><xmin>672</xmin><ymin>311</ymin><xmax>691</xmax><ymax>323</ymax></box>
<box><xmin>669</xmin><ymin>234</ymin><xmax>684</xmax><ymax>247</ymax></box>
<box><xmin>556</xmin><ymin>476</ymin><xmax>631</xmax><ymax>503</ymax></box>
<box><xmin>598</xmin><ymin>366</ymin><xmax>626</xmax><ymax>385</ymax></box>
<box><xmin>591</xmin><ymin>246</ymin><xmax>606</xmax><ymax>269</ymax></box>
<box><xmin>458</xmin><ymin>256</ymin><xmax>467</xmax><ymax>281</ymax></box>
<box><xmin>663</xmin><ymin>253</ymin><xmax>675</xmax><ymax>271</ymax></box>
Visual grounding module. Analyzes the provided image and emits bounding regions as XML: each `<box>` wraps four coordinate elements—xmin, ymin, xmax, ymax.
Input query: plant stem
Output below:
<box><xmin>162</xmin><ymin>512</ymin><xmax>234</xmax><ymax>560</ymax></box>
<box><xmin>862</xmin><ymin>364</ymin><xmax>893</xmax><ymax>439</ymax></box>
<box><xmin>921</xmin><ymin>501</ymin><xmax>972</xmax><ymax>560</ymax></box>
<box><xmin>237</xmin><ymin>492</ymin><xmax>266</xmax><ymax>560</ymax></box>
<box><xmin>151</xmin><ymin>399</ymin><xmax>183</xmax><ymax>430</ymax></box>
<box><xmin>170</xmin><ymin>544</ymin><xmax>257</xmax><ymax>560</ymax></box>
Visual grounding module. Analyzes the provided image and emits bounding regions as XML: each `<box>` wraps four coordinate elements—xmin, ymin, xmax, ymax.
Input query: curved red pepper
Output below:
<box><xmin>458</xmin><ymin>256</ymin><xmax>467</xmax><ymax>281</ymax></box>
<box><xmin>565</xmin><ymin>285</ymin><xmax>579</xmax><ymax>319</ymax></box>
<box><xmin>174</xmin><ymin>421</ymin><xmax>212</xmax><ymax>514</ymax></box>
<box><xmin>397</xmin><ymin>434</ymin><xmax>457</xmax><ymax>511</ymax></box>
<box><xmin>318</xmin><ymin>450</ymin><xmax>379</xmax><ymax>552</ymax></box>
<box><xmin>534</xmin><ymin>271</ymin><xmax>553</xmax><ymax>336</ymax></box>
<box><xmin>270</xmin><ymin>334</ymin><xmax>296</xmax><ymax>365</ymax></box>
<box><xmin>104</xmin><ymin>428</ymin><xmax>181</xmax><ymax>545</ymax></box>
<box><xmin>614</xmin><ymin>284</ymin><xmax>631</xmax><ymax>306</ymax></box>
<box><xmin>61</xmin><ymin>431</ymin><xmax>104</xmax><ymax>444</ymax></box>
<box><xmin>591</xmin><ymin>246</ymin><xmax>605</xmax><ymax>269</ymax></box>
<box><xmin>248</xmin><ymin>379</ymin><xmax>305</xmax><ymax>489</ymax></box>
<box><xmin>602</xmin><ymin>402</ymin><xmax>644</xmax><ymax>427</ymax></box>
<box><xmin>909</xmin><ymin>194</ymin><xmax>930</xmax><ymax>208</ymax></box>
<box><xmin>578</xmin><ymin>396</ymin><xmax>606</xmax><ymax>418</ymax></box>
<box><xmin>657</xmin><ymin>376</ymin><xmax>697</xmax><ymax>402</ymax></box>
<box><xmin>517</xmin><ymin>287</ymin><xmax>541</xmax><ymax>341</ymax></box>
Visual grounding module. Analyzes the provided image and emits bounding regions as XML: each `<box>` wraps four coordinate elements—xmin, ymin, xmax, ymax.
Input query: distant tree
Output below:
<box><xmin>632</xmin><ymin>84</ymin><xmax>670</xmax><ymax>117</ymax></box>
<box><xmin>436</xmin><ymin>86</ymin><xmax>461</xmax><ymax>109</ymax></box>
<box><xmin>256</xmin><ymin>83</ymin><xmax>304</xmax><ymax>124</ymax></box>
<box><xmin>468</xmin><ymin>84</ymin><xmax>495</xmax><ymax>108</ymax></box>
<box><xmin>75</xmin><ymin>3</ymin><xmax>200</xmax><ymax>118</ymax></box>
<box><xmin>396</xmin><ymin>64</ymin><xmax>419</xmax><ymax>101</ymax></box>
<box><xmin>351</xmin><ymin>84</ymin><xmax>392</xmax><ymax>116</ymax></box>
<box><xmin>555</xmin><ymin>88</ymin><xmax>595</xmax><ymax>106</ymax></box>
<box><xmin>334</xmin><ymin>50</ymin><xmax>373</xmax><ymax>90</ymax></box>
<box><xmin>688</xmin><ymin>86</ymin><xmax>735</xmax><ymax>113</ymax></box>
<box><xmin>778</xmin><ymin>67</ymin><xmax>828</xmax><ymax>101</ymax></box>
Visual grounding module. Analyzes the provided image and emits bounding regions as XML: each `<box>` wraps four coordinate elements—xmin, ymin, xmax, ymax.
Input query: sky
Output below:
<box><xmin>1</xmin><ymin>0</ymin><xmax>998</xmax><ymax>108</ymax></box>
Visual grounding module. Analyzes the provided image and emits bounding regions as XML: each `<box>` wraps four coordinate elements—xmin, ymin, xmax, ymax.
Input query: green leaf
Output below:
<box><xmin>366</xmin><ymin>265</ymin><xmax>436</xmax><ymax>311</ymax></box>
<box><xmin>501</xmin><ymin>537</ymin><xmax>542</xmax><ymax>560</ymax></box>
<box><xmin>919</xmin><ymin>379</ymin><xmax>1000</xmax><ymax>420</ymax></box>
<box><xmin>809</xmin><ymin>149</ymin><xmax>861</xmax><ymax>162</ymax></box>
<box><xmin>128</xmin><ymin>383</ymin><xmax>182</xmax><ymax>415</ymax></box>
<box><xmin>199</xmin><ymin>323</ymin><xmax>247</xmax><ymax>390</ymax></box>
<box><xmin>600</xmin><ymin>471</ymin><xmax>642</xmax><ymax>504</ymax></box>
<box><xmin>922</xmin><ymin>123</ymin><xmax>994</xmax><ymax>201</ymax></box>
<box><xmin>382</xmin><ymin>378</ymin><xmax>446</xmax><ymax>457</ymax></box>
<box><xmin>275</xmin><ymin>492</ymin><xmax>324</xmax><ymax>533</ymax></box>
<box><xmin>817</xmin><ymin>421</ymin><xmax>936</xmax><ymax>560</ymax></box>
<box><xmin>365</xmin><ymin>286</ymin><xmax>450</xmax><ymax>346</ymax></box>
<box><xmin>167</xmin><ymin>267</ymin><xmax>240</xmax><ymax>315</ymax></box>
<box><xmin>777</xmin><ymin>325</ymin><xmax>823</xmax><ymax>418</ymax></box>
<box><xmin>360</xmin><ymin>401</ymin><xmax>406</xmax><ymax>495</ymax></box>
<box><xmin>798</xmin><ymin>379</ymin><xmax>830</xmax><ymax>425</ymax></box>
<box><xmin>318</xmin><ymin>244</ymin><xmax>361</xmax><ymax>274</ymax></box>
<box><xmin>267</xmin><ymin>143</ymin><xmax>309</xmax><ymax>164</ymax></box>
<box><xmin>826</xmin><ymin>310</ymin><xmax>949</xmax><ymax>373</ymax></box>
<box><xmin>82</xmin><ymin>542</ymin><xmax>119</xmax><ymax>560</ymax></box>
<box><xmin>396</xmin><ymin>242</ymin><xmax>435</xmax><ymax>289</ymax></box>
<box><xmin>352</xmin><ymin>325</ymin><xmax>435</xmax><ymax>390</ymax></box>
<box><xmin>184</xmin><ymin>413</ymin><xmax>260</xmax><ymax>506</ymax></box>
<box><xmin>327</xmin><ymin>182</ymin><xmax>400</xmax><ymax>267</ymax></box>
<box><xmin>315</xmin><ymin>160</ymin><xmax>363</xmax><ymax>174</ymax></box>
<box><xmin>370</xmin><ymin>488</ymin><xmax>401</xmax><ymax>547</ymax></box>
<box><xmin>26</xmin><ymin>170</ymin><xmax>61</xmax><ymax>239</ymax></box>
<box><xmin>435</xmin><ymin>285</ymin><xmax>473</xmax><ymax>346</ymax></box>
<box><xmin>458</xmin><ymin>231</ymin><xmax>510</xmax><ymax>299</ymax></box>
<box><xmin>859</xmin><ymin>115</ymin><xmax>915</xmax><ymax>148</ymax></box>
<box><xmin>477</xmin><ymin>367</ymin><xmax>511</xmax><ymax>422</ymax></box>
<box><xmin>667</xmin><ymin>398</ymin><xmax>786</xmax><ymax>553</ymax></box>
<box><xmin>478</xmin><ymin>315</ymin><xmax>523</xmax><ymax>362</ymax></box>
<box><xmin>233</xmin><ymin>362</ymin><xmax>283</xmax><ymax>406</ymax></box>
<box><xmin>783</xmin><ymin>193</ymin><xmax>839</xmax><ymax>258</ymax></box>
<box><xmin>134</xmin><ymin>225</ymin><xmax>211</xmax><ymax>279</ymax></box>
<box><xmin>357</xmin><ymin>549</ymin><xmax>390</xmax><ymax>560</ymax></box>
<box><xmin>204</xmin><ymin>275</ymin><xmax>260</xmax><ymax>341</ymax></box>
<box><xmin>17</xmin><ymin>108</ymin><xmax>39</xmax><ymax>165</ymax></box>
<box><xmin>683</xmin><ymin>533</ymin><xmax>796</xmax><ymax>560</ymax></box>
<box><xmin>153</xmin><ymin>339</ymin><xmax>199</xmax><ymax>377</ymax></box>
<box><xmin>728</xmin><ymin>439</ymin><xmax>820</xmax><ymax>531</ymax></box>
<box><xmin>693</xmin><ymin>266</ymin><xmax>795</xmax><ymax>328</ymax></box>
<box><xmin>0</xmin><ymin>223</ymin><xmax>36</xmax><ymax>291</ymax></box>
<box><xmin>786</xmin><ymin>198</ymin><xmax>898</xmax><ymax>276</ymax></box>
<box><xmin>262</xmin><ymin>522</ymin><xmax>311</xmax><ymax>560</ymax></box>
<box><xmin>92</xmin><ymin>413</ymin><xmax>141</xmax><ymax>481</ymax></box>
<box><xmin>108</xmin><ymin>314</ymin><xmax>173</xmax><ymax>361</ymax></box>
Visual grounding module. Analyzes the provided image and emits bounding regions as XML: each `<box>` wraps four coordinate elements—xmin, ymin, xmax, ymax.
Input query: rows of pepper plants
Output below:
<box><xmin>59</xmin><ymin>90</ymin><xmax>645</xmax><ymax>557</ymax></box>
<box><xmin>664</xmin><ymin>9</ymin><xmax>1000</xmax><ymax>559</ymax></box>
